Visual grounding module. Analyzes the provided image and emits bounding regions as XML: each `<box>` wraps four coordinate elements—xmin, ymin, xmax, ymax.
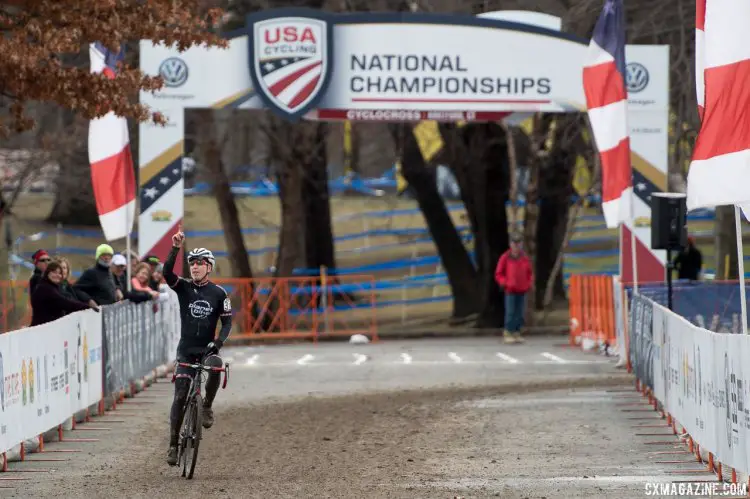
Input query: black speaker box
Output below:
<box><xmin>650</xmin><ymin>193</ymin><xmax>687</xmax><ymax>251</ymax></box>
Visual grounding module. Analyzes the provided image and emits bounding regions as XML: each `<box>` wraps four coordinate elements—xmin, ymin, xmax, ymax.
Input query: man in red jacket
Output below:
<box><xmin>494</xmin><ymin>233</ymin><xmax>533</xmax><ymax>344</ymax></box>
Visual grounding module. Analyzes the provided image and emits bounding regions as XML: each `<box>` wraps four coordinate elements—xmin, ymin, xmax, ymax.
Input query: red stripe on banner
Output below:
<box><xmin>147</xmin><ymin>219</ymin><xmax>184</xmax><ymax>276</ymax></box>
<box><xmin>697</xmin><ymin>104</ymin><xmax>704</xmax><ymax>122</ymax></box>
<box><xmin>288</xmin><ymin>75</ymin><xmax>320</xmax><ymax>109</ymax></box>
<box><xmin>269</xmin><ymin>61</ymin><xmax>322</xmax><ymax>97</ymax></box>
<box><xmin>583</xmin><ymin>63</ymin><xmax>627</xmax><ymax>110</ymax></box>
<box><xmin>90</xmin><ymin>145</ymin><xmax>135</xmax><ymax>215</ymax></box>
<box><xmin>620</xmin><ymin>225</ymin><xmax>665</xmax><ymax>284</ymax></box>
<box><xmin>600</xmin><ymin>137</ymin><xmax>632</xmax><ymax>203</ymax></box>
<box><xmin>696</xmin><ymin>0</ymin><xmax>705</xmax><ymax>31</ymax></box>
<box><xmin>692</xmin><ymin>59</ymin><xmax>750</xmax><ymax>161</ymax></box>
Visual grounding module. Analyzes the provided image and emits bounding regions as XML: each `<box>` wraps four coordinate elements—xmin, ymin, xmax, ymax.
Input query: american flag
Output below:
<box><xmin>582</xmin><ymin>0</ymin><xmax>633</xmax><ymax>229</ymax></box>
<box><xmin>687</xmin><ymin>0</ymin><xmax>750</xmax><ymax>214</ymax></box>
<box><xmin>259</xmin><ymin>56</ymin><xmax>322</xmax><ymax>111</ymax></box>
<box><xmin>88</xmin><ymin>42</ymin><xmax>136</xmax><ymax>241</ymax></box>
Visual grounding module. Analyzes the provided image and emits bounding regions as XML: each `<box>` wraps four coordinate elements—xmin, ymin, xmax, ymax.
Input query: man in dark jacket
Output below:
<box><xmin>494</xmin><ymin>233</ymin><xmax>534</xmax><ymax>344</ymax></box>
<box><xmin>673</xmin><ymin>235</ymin><xmax>703</xmax><ymax>281</ymax></box>
<box><xmin>73</xmin><ymin>244</ymin><xmax>122</xmax><ymax>306</ymax></box>
<box><xmin>29</xmin><ymin>249</ymin><xmax>50</xmax><ymax>295</ymax></box>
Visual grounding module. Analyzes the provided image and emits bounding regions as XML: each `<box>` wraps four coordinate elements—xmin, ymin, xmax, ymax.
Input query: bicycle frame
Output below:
<box><xmin>171</xmin><ymin>356</ymin><xmax>230</xmax><ymax>403</ymax></box>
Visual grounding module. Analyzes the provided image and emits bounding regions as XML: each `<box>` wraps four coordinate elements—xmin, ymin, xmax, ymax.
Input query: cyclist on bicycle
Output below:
<box><xmin>164</xmin><ymin>229</ymin><xmax>232</xmax><ymax>466</ymax></box>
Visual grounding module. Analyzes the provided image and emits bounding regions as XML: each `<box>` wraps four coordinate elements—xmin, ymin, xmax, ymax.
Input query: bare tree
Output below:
<box><xmin>192</xmin><ymin>109</ymin><xmax>255</xmax><ymax>278</ymax></box>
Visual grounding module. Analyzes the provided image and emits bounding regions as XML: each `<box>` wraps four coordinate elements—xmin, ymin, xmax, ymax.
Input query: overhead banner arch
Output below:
<box><xmin>139</xmin><ymin>8</ymin><xmax>669</xmax><ymax>283</ymax></box>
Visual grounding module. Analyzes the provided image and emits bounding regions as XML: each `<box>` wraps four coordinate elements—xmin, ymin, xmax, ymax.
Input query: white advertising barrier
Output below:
<box><xmin>0</xmin><ymin>289</ymin><xmax>180</xmax><ymax>457</ymax></box>
<box><xmin>0</xmin><ymin>309</ymin><xmax>103</xmax><ymax>455</ymax></box>
<box><xmin>649</xmin><ymin>298</ymin><xmax>750</xmax><ymax>474</ymax></box>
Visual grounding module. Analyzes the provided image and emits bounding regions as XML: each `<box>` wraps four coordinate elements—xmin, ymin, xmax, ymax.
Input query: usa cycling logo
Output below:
<box><xmin>626</xmin><ymin>62</ymin><xmax>649</xmax><ymax>93</ymax></box>
<box><xmin>248</xmin><ymin>11</ymin><xmax>334</xmax><ymax>121</ymax></box>
<box><xmin>188</xmin><ymin>300</ymin><xmax>213</xmax><ymax>319</ymax></box>
<box><xmin>159</xmin><ymin>57</ymin><xmax>188</xmax><ymax>88</ymax></box>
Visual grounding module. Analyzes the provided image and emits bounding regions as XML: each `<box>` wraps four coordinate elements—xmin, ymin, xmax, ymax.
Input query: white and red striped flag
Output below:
<box><xmin>687</xmin><ymin>0</ymin><xmax>750</xmax><ymax>212</ymax></box>
<box><xmin>582</xmin><ymin>0</ymin><xmax>633</xmax><ymax>229</ymax></box>
<box><xmin>88</xmin><ymin>42</ymin><xmax>136</xmax><ymax>242</ymax></box>
<box><xmin>695</xmin><ymin>0</ymin><xmax>706</xmax><ymax>121</ymax></box>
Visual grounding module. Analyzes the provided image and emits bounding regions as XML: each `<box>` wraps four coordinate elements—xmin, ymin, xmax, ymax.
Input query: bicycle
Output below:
<box><xmin>171</xmin><ymin>355</ymin><xmax>229</xmax><ymax>479</ymax></box>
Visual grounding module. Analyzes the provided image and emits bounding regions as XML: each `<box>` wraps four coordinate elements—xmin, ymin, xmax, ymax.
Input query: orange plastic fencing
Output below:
<box><xmin>214</xmin><ymin>274</ymin><xmax>378</xmax><ymax>342</ymax></box>
<box><xmin>0</xmin><ymin>281</ymin><xmax>32</xmax><ymax>333</ymax></box>
<box><xmin>568</xmin><ymin>274</ymin><xmax>617</xmax><ymax>348</ymax></box>
<box><xmin>0</xmin><ymin>275</ymin><xmax>379</xmax><ymax>342</ymax></box>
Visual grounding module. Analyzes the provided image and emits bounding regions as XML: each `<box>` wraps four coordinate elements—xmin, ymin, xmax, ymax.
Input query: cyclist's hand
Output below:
<box><xmin>205</xmin><ymin>341</ymin><xmax>221</xmax><ymax>356</ymax></box>
<box><xmin>172</xmin><ymin>230</ymin><xmax>185</xmax><ymax>248</ymax></box>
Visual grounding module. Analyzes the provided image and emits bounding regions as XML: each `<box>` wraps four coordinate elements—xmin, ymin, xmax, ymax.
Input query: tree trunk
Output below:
<box><xmin>47</xmin><ymin>112</ymin><xmax>100</xmax><ymax>226</ymax></box>
<box><xmin>715</xmin><ymin>205</ymin><xmax>738</xmax><ymax>280</ymax></box>
<box><xmin>196</xmin><ymin>110</ymin><xmax>254</xmax><ymax>278</ymax></box>
<box><xmin>390</xmin><ymin>124</ymin><xmax>480</xmax><ymax>320</ymax></box>
<box><xmin>477</xmin><ymin>124</ymin><xmax>511</xmax><ymax>328</ymax></box>
<box><xmin>443</xmin><ymin>124</ymin><xmax>509</xmax><ymax>328</ymax></box>
<box><xmin>535</xmin><ymin>150</ymin><xmax>574</xmax><ymax>305</ymax></box>
<box><xmin>275</xmin><ymin>158</ymin><xmax>307</xmax><ymax>277</ymax></box>
<box><xmin>302</xmin><ymin>123</ymin><xmax>336</xmax><ymax>273</ymax></box>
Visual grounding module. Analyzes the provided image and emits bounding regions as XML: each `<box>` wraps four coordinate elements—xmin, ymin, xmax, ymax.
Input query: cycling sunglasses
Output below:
<box><xmin>188</xmin><ymin>258</ymin><xmax>210</xmax><ymax>266</ymax></box>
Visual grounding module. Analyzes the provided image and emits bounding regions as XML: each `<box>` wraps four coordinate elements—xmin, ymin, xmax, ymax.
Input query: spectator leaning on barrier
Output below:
<box><xmin>110</xmin><ymin>254</ymin><xmax>153</xmax><ymax>304</ymax></box>
<box><xmin>143</xmin><ymin>255</ymin><xmax>162</xmax><ymax>290</ymax></box>
<box><xmin>132</xmin><ymin>262</ymin><xmax>160</xmax><ymax>300</ymax></box>
<box><xmin>30</xmin><ymin>261</ymin><xmax>99</xmax><ymax>327</ymax></box>
<box><xmin>55</xmin><ymin>257</ymin><xmax>97</xmax><ymax>309</ymax></box>
<box><xmin>122</xmin><ymin>248</ymin><xmax>139</xmax><ymax>274</ymax></box>
<box><xmin>73</xmin><ymin>244</ymin><xmax>123</xmax><ymax>306</ymax></box>
<box><xmin>673</xmin><ymin>235</ymin><xmax>703</xmax><ymax>281</ymax></box>
<box><xmin>494</xmin><ymin>232</ymin><xmax>533</xmax><ymax>344</ymax></box>
<box><xmin>29</xmin><ymin>249</ymin><xmax>50</xmax><ymax>295</ymax></box>
<box><xmin>151</xmin><ymin>263</ymin><xmax>166</xmax><ymax>289</ymax></box>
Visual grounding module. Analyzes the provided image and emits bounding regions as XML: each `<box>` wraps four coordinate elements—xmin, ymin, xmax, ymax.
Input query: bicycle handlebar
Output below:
<box><xmin>171</xmin><ymin>361</ymin><xmax>230</xmax><ymax>389</ymax></box>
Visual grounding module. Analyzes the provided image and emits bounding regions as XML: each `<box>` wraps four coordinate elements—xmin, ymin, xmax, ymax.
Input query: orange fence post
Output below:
<box><xmin>215</xmin><ymin>274</ymin><xmax>378</xmax><ymax>343</ymax></box>
<box><xmin>568</xmin><ymin>273</ymin><xmax>621</xmax><ymax>353</ymax></box>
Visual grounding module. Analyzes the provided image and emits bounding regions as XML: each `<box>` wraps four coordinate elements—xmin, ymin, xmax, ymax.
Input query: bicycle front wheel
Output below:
<box><xmin>183</xmin><ymin>393</ymin><xmax>203</xmax><ymax>479</ymax></box>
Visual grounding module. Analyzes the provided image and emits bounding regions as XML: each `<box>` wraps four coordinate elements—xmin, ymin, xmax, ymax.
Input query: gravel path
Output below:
<box><xmin>4</xmin><ymin>338</ymin><xmax>703</xmax><ymax>498</ymax></box>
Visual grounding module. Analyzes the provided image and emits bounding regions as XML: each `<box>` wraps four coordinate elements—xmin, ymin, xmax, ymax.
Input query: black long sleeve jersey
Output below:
<box><xmin>163</xmin><ymin>247</ymin><xmax>232</xmax><ymax>355</ymax></box>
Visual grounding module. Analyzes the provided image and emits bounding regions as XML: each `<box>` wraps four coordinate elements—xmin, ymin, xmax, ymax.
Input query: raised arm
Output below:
<box><xmin>164</xmin><ymin>229</ymin><xmax>186</xmax><ymax>291</ymax></box>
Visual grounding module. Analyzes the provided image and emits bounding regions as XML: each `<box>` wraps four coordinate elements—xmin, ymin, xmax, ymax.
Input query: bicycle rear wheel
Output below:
<box><xmin>183</xmin><ymin>393</ymin><xmax>203</xmax><ymax>479</ymax></box>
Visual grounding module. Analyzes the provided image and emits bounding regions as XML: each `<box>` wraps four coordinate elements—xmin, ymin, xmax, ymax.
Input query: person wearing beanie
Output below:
<box><xmin>29</xmin><ymin>249</ymin><xmax>51</xmax><ymax>295</ymax></box>
<box><xmin>72</xmin><ymin>243</ymin><xmax>122</xmax><ymax>306</ymax></box>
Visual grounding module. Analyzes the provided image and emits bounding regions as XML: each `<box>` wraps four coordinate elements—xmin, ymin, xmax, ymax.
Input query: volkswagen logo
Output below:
<box><xmin>158</xmin><ymin>57</ymin><xmax>188</xmax><ymax>88</ymax></box>
<box><xmin>626</xmin><ymin>62</ymin><xmax>649</xmax><ymax>93</ymax></box>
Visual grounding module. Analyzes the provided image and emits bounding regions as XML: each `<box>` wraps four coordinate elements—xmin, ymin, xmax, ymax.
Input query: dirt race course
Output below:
<box><xmin>5</xmin><ymin>338</ymin><xmax>727</xmax><ymax>499</ymax></box>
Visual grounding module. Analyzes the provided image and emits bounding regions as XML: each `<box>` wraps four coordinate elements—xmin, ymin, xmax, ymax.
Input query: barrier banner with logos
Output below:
<box><xmin>612</xmin><ymin>276</ymin><xmax>626</xmax><ymax>358</ymax></box>
<box><xmin>649</xmin><ymin>298</ymin><xmax>750</xmax><ymax>474</ymax></box>
<box><xmin>0</xmin><ymin>309</ymin><xmax>103</xmax><ymax>454</ymax></box>
<box><xmin>101</xmin><ymin>289</ymin><xmax>180</xmax><ymax>398</ymax></box>
<box><xmin>629</xmin><ymin>293</ymin><xmax>655</xmax><ymax>391</ymax></box>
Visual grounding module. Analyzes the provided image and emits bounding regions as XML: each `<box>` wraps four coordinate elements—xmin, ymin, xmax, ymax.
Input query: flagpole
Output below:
<box><xmin>734</xmin><ymin>205</ymin><xmax>747</xmax><ymax>334</ymax></box>
<box><xmin>629</xmin><ymin>189</ymin><xmax>639</xmax><ymax>294</ymax></box>
<box><xmin>125</xmin><ymin>157</ymin><xmax>132</xmax><ymax>293</ymax></box>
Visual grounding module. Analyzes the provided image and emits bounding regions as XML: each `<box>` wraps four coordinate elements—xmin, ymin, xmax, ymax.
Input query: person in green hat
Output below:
<box><xmin>73</xmin><ymin>243</ymin><xmax>123</xmax><ymax>305</ymax></box>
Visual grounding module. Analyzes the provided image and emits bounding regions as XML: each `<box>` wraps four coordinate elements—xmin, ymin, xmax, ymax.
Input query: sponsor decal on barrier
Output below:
<box><xmin>0</xmin><ymin>311</ymin><xmax>102</xmax><ymax>454</ymax></box>
<box><xmin>101</xmin><ymin>289</ymin><xmax>180</xmax><ymax>398</ymax></box>
<box><xmin>633</xmin><ymin>295</ymin><xmax>750</xmax><ymax>475</ymax></box>
<box><xmin>629</xmin><ymin>293</ymin><xmax>655</xmax><ymax>390</ymax></box>
<box><xmin>0</xmin><ymin>288</ymin><xmax>180</xmax><ymax>455</ymax></box>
